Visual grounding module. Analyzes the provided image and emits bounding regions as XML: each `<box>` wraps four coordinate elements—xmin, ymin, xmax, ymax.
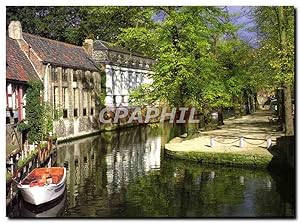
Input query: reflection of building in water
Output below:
<box><xmin>105</xmin><ymin>127</ymin><xmax>161</xmax><ymax>194</ymax></box>
<box><xmin>55</xmin><ymin>126</ymin><xmax>161</xmax><ymax>213</ymax></box>
<box><xmin>56</xmin><ymin>137</ymin><xmax>98</xmax><ymax>209</ymax></box>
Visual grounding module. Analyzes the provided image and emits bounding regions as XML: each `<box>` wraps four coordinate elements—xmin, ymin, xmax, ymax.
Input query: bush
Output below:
<box><xmin>26</xmin><ymin>81</ymin><xmax>44</xmax><ymax>144</ymax></box>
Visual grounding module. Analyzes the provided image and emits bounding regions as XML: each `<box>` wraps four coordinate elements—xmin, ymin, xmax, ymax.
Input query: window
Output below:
<box><xmin>63</xmin><ymin>109</ymin><xmax>68</xmax><ymax>118</ymax></box>
<box><xmin>53</xmin><ymin>86</ymin><xmax>58</xmax><ymax>108</ymax></box>
<box><xmin>74</xmin><ymin>108</ymin><xmax>78</xmax><ymax>117</ymax></box>
<box><xmin>62</xmin><ymin>87</ymin><xmax>68</xmax><ymax>118</ymax></box>
<box><xmin>6</xmin><ymin>109</ymin><xmax>11</xmax><ymax>124</ymax></box>
<box><xmin>90</xmin><ymin>108</ymin><xmax>94</xmax><ymax>116</ymax></box>
<box><xmin>83</xmin><ymin>90</ymin><xmax>87</xmax><ymax>116</ymax></box>
<box><xmin>121</xmin><ymin>72</ymin><xmax>124</xmax><ymax>90</ymax></box>
<box><xmin>128</xmin><ymin>72</ymin><xmax>132</xmax><ymax>88</ymax></box>
<box><xmin>82</xmin><ymin>76</ymin><xmax>87</xmax><ymax>89</ymax></box>
<box><xmin>62</xmin><ymin>68</ymin><xmax>68</xmax><ymax>81</ymax></box>
<box><xmin>73</xmin><ymin>88</ymin><xmax>78</xmax><ymax>117</ymax></box>
<box><xmin>73</xmin><ymin>72</ymin><xmax>78</xmax><ymax>82</ymax></box>
<box><xmin>51</xmin><ymin>67</ymin><xmax>58</xmax><ymax>82</ymax></box>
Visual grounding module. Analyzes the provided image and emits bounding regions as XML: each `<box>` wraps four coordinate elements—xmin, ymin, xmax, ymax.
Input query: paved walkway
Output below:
<box><xmin>165</xmin><ymin>110</ymin><xmax>284</xmax><ymax>157</ymax></box>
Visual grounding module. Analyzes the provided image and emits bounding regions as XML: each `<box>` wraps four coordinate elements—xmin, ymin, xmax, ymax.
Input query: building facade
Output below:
<box><xmin>83</xmin><ymin>39</ymin><xmax>155</xmax><ymax>107</ymax></box>
<box><xmin>6</xmin><ymin>36</ymin><xmax>40</xmax><ymax>124</ymax></box>
<box><xmin>6</xmin><ymin>35</ymin><xmax>41</xmax><ymax>153</ymax></box>
<box><xmin>7</xmin><ymin>20</ymin><xmax>155</xmax><ymax>142</ymax></box>
<box><xmin>7</xmin><ymin>21</ymin><xmax>101</xmax><ymax>141</ymax></box>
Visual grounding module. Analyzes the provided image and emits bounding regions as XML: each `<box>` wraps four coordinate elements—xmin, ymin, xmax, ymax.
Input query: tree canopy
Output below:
<box><xmin>7</xmin><ymin>6</ymin><xmax>295</xmax><ymax>134</ymax></box>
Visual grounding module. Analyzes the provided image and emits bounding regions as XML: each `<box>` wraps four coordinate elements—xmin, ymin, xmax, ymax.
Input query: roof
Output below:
<box><xmin>95</xmin><ymin>40</ymin><xmax>154</xmax><ymax>60</ymax></box>
<box><xmin>6</xmin><ymin>37</ymin><xmax>40</xmax><ymax>82</ymax></box>
<box><xmin>23</xmin><ymin>33</ymin><xmax>98</xmax><ymax>71</ymax></box>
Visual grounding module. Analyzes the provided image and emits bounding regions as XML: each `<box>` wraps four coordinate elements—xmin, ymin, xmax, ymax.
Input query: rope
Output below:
<box><xmin>214</xmin><ymin>138</ymin><xmax>240</xmax><ymax>144</ymax></box>
<box><xmin>211</xmin><ymin>135</ymin><xmax>269</xmax><ymax>146</ymax></box>
<box><xmin>244</xmin><ymin>138</ymin><xmax>266</xmax><ymax>146</ymax></box>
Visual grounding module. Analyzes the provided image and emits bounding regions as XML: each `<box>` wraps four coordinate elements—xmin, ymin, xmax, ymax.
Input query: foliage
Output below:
<box><xmin>252</xmin><ymin>6</ymin><xmax>294</xmax><ymax>89</ymax></box>
<box><xmin>119</xmin><ymin>6</ymin><xmax>255</xmax><ymax>119</ymax></box>
<box><xmin>26</xmin><ymin>80</ymin><xmax>44</xmax><ymax>144</ymax></box>
<box><xmin>6</xmin><ymin>6</ymin><xmax>153</xmax><ymax>45</ymax></box>
<box><xmin>6</xmin><ymin>171</ymin><xmax>12</xmax><ymax>182</ymax></box>
<box><xmin>40</xmin><ymin>141</ymin><xmax>48</xmax><ymax>150</ymax></box>
<box><xmin>42</xmin><ymin>102</ymin><xmax>54</xmax><ymax>138</ymax></box>
<box><xmin>129</xmin><ymin>83</ymin><xmax>159</xmax><ymax>106</ymax></box>
<box><xmin>17</xmin><ymin>149</ymin><xmax>38</xmax><ymax>168</ymax></box>
<box><xmin>251</xmin><ymin>6</ymin><xmax>295</xmax><ymax>135</ymax></box>
<box><xmin>17</xmin><ymin>120</ymin><xmax>29</xmax><ymax>132</ymax></box>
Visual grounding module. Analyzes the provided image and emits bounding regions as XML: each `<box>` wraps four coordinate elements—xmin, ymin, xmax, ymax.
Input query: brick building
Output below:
<box><xmin>6</xmin><ymin>35</ymin><xmax>40</xmax><ymax>124</ymax></box>
<box><xmin>6</xmin><ymin>20</ymin><xmax>155</xmax><ymax>142</ymax></box>
<box><xmin>7</xmin><ymin>21</ymin><xmax>101</xmax><ymax>141</ymax></box>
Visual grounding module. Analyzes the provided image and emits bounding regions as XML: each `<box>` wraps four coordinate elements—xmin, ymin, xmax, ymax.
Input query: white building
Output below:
<box><xmin>83</xmin><ymin>39</ymin><xmax>154</xmax><ymax>107</ymax></box>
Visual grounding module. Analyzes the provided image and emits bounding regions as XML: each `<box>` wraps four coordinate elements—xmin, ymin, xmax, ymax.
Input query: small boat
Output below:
<box><xmin>17</xmin><ymin>167</ymin><xmax>66</xmax><ymax>205</ymax></box>
<box><xmin>20</xmin><ymin>190</ymin><xmax>67</xmax><ymax>217</ymax></box>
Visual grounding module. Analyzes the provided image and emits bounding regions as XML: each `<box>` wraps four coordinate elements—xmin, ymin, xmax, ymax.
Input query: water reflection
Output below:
<box><xmin>19</xmin><ymin>191</ymin><xmax>66</xmax><ymax>218</ymax></box>
<box><xmin>7</xmin><ymin>124</ymin><xmax>295</xmax><ymax>218</ymax></box>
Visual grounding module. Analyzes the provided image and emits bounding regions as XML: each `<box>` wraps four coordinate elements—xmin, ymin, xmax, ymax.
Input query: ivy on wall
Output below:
<box><xmin>26</xmin><ymin>80</ymin><xmax>44</xmax><ymax>144</ymax></box>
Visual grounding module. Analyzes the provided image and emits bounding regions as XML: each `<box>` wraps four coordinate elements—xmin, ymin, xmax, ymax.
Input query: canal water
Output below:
<box><xmin>8</xmin><ymin>124</ymin><xmax>295</xmax><ymax>218</ymax></box>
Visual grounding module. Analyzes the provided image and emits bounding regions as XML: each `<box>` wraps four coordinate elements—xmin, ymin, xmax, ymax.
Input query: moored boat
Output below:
<box><xmin>20</xmin><ymin>190</ymin><xmax>67</xmax><ymax>217</ymax></box>
<box><xmin>17</xmin><ymin>167</ymin><xmax>66</xmax><ymax>205</ymax></box>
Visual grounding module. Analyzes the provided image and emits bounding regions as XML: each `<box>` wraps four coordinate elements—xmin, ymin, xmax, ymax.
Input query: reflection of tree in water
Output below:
<box><xmin>123</xmin><ymin>159</ymin><xmax>290</xmax><ymax>217</ymax></box>
<box><xmin>253</xmin><ymin>166</ymin><xmax>295</xmax><ymax>217</ymax></box>
<box><xmin>55</xmin><ymin>125</ymin><xmax>294</xmax><ymax>217</ymax></box>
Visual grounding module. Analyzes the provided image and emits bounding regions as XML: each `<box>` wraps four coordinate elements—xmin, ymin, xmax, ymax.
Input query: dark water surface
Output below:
<box><xmin>9</xmin><ymin>124</ymin><xmax>295</xmax><ymax>218</ymax></box>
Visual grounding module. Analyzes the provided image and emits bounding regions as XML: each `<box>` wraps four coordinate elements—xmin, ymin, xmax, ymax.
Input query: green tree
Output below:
<box><xmin>120</xmin><ymin>7</ymin><xmax>256</xmax><ymax>129</ymax></box>
<box><xmin>6</xmin><ymin>6</ymin><xmax>154</xmax><ymax>45</ymax></box>
<box><xmin>252</xmin><ymin>6</ymin><xmax>294</xmax><ymax>135</ymax></box>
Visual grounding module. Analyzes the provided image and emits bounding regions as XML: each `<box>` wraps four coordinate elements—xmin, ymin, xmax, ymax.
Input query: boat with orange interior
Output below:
<box><xmin>17</xmin><ymin>167</ymin><xmax>66</xmax><ymax>205</ymax></box>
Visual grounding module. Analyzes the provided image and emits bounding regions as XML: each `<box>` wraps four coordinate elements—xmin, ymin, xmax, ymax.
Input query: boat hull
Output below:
<box><xmin>18</xmin><ymin>167</ymin><xmax>66</xmax><ymax>205</ymax></box>
<box><xmin>19</xmin><ymin>183</ymin><xmax>65</xmax><ymax>205</ymax></box>
<box><xmin>20</xmin><ymin>190</ymin><xmax>67</xmax><ymax>217</ymax></box>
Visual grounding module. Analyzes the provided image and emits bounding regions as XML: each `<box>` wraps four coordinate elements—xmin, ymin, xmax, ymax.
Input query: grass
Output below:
<box><xmin>165</xmin><ymin>149</ymin><xmax>273</xmax><ymax>169</ymax></box>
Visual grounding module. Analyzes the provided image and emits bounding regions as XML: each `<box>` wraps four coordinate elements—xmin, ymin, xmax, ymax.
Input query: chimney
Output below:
<box><xmin>83</xmin><ymin>39</ymin><xmax>93</xmax><ymax>56</ymax></box>
<box><xmin>8</xmin><ymin>21</ymin><xmax>23</xmax><ymax>40</ymax></box>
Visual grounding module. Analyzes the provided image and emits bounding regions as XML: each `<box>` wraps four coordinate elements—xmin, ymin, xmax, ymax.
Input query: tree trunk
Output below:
<box><xmin>283</xmin><ymin>84</ymin><xmax>294</xmax><ymax>136</ymax></box>
<box><xmin>278</xmin><ymin>7</ymin><xmax>294</xmax><ymax>136</ymax></box>
<box><xmin>239</xmin><ymin>93</ymin><xmax>245</xmax><ymax>116</ymax></box>
<box><xmin>276</xmin><ymin>89</ymin><xmax>284</xmax><ymax>129</ymax></box>
<box><xmin>217</xmin><ymin>107</ymin><xmax>224</xmax><ymax>126</ymax></box>
<box><xmin>233</xmin><ymin>95</ymin><xmax>241</xmax><ymax>117</ymax></box>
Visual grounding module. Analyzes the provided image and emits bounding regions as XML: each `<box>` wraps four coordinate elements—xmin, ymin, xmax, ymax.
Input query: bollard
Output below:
<box><xmin>267</xmin><ymin>137</ymin><xmax>272</xmax><ymax>149</ymax></box>
<box><xmin>10</xmin><ymin>158</ymin><xmax>14</xmax><ymax>175</ymax></box>
<box><xmin>210</xmin><ymin>171</ymin><xmax>215</xmax><ymax>180</ymax></box>
<box><xmin>239</xmin><ymin>137</ymin><xmax>245</xmax><ymax>148</ymax></box>
<box><xmin>210</xmin><ymin>136</ymin><xmax>215</xmax><ymax>148</ymax></box>
<box><xmin>266</xmin><ymin>180</ymin><xmax>272</xmax><ymax>189</ymax></box>
<box><xmin>239</xmin><ymin>176</ymin><xmax>245</xmax><ymax>185</ymax></box>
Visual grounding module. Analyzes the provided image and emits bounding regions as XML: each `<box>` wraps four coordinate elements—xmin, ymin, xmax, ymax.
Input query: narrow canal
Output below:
<box><xmin>8</xmin><ymin>124</ymin><xmax>295</xmax><ymax>218</ymax></box>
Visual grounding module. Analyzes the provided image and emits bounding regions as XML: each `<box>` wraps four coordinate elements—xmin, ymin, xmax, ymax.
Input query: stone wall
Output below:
<box><xmin>54</xmin><ymin>116</ymin><xmax>100</xmax><ymax>141</ymax></box>
<box><xmin>45</xmin><ymin>64</ymin><xmax>101</xmax><ymax>141</ymax></box>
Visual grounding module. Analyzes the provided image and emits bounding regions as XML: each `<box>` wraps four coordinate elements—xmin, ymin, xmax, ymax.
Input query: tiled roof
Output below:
<box><xmin>95</xmin><ymin>40</ymin><xmax>153</xmax><ymax>60</ymax></box>
<box><xmin>23</xmin><ymin>33</ymin><xmax>98</xmax><ymax>71</ymax></box>
<box><xmin>6</xmin><ymin>37</ymin><xmax>40</xmax><ymax>82</ymax></box>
